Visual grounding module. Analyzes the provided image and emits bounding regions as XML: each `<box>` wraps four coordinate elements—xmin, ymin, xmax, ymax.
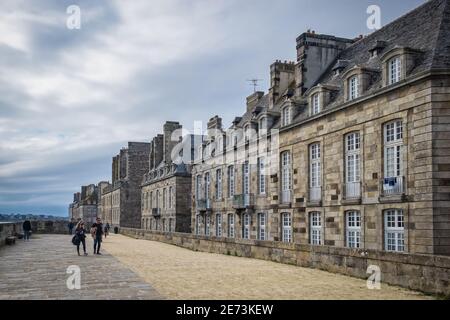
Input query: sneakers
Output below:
<box><xmin>84</xmin><ymin>252</ymin><xmax>88</xmax><ymax>256</ymax></box>
<box><xmin>97</xmin><ymin>252</ymin><xmax>102</xmax><ymax>255</ymax></box>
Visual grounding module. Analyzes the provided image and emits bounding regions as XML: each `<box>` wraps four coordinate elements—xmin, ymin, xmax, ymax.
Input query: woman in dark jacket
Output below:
<box><xmin>75</xmin><ymin>221</ymin><xmax>88</xmax><ymax>256</ymax></box>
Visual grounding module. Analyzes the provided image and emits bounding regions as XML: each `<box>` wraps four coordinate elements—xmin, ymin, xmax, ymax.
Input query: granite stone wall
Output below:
<box><xmin>0</xmin><ymin>221</ymin><xmax>70</xmax><ymax>247</ymax></box>
<box><xmin>121</xmin><ymin>227</ymin><xmax>450</xmax><ymax>296</ymax></box>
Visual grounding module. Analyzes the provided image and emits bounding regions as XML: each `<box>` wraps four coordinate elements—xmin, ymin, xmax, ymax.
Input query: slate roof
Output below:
<box><xmin>228</xmin><ymin>0</ymin><xmax>450</xmax><ymax>131</ymax></box>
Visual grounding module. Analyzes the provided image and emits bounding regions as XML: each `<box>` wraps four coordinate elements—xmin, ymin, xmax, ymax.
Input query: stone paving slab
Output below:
<box><xmin>0</xmin><ymin>234</ymin><xmax>163</xmax><ymax>300</ymax></box>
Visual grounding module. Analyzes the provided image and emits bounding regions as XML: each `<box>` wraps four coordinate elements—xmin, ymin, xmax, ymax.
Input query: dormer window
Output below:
<box><xmin>349</xmin><ymin>76</ymin><xmax>359</xmax><ymax>100</ymax></box>
<box><xmin>282</xmin><ymin>107</ymin><xmax>292</xmax><ymax>126</ymax></box>
<box><xmin>244</xmin><ymin>124</ymin><xmax>250</xmax><ymax>142</ymax></box>
<box><xmin>312</xmin><ymin>93</ymin><xmax>321</xmax><ymax>115</ymax></box>
<box><xmin>389</xmin><ymin>56</ymin><xmax>401</xmax><ymax>85</ymax></box>
<box><xmin>259</xmin><ymin>117</ymin><xmax>267</xmax><ymax>137</ymax></box>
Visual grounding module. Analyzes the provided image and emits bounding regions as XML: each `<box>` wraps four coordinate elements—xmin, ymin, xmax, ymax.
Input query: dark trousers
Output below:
<box><xmin>77</xmin><ymin>238</ymin><xmax>86</xmax><ymax>255</ymax></box>
<box><xmin>23</xmin><ymin>230</ymin><xmax>31</xmax><ymax>241</ymax></box>
<box><xmin>94</xmin><ymin>237</ymin><xmax>102</xmax><ymax>253</ymax></box>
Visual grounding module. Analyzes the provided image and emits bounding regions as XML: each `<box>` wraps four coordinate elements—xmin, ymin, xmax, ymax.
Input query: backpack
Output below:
<box><xmin>72</xmin><ymin>235</ymin><xmax>80</xmax><ymax>246</ymax></box>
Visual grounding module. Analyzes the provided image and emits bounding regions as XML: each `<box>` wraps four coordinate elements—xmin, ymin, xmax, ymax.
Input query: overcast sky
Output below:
<box><xmin>0</xmin><ymin>0</ymin><xmax>425</xmax><ymax>216</ymax></box>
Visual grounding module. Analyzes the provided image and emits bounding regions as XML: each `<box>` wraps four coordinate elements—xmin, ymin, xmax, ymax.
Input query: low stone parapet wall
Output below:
<box><xmin>0</xmin><ymin>220</ymin><xmax>70</xmax><ymax>247</ymax></box>
<box><xmin>120</xmin><ymin>228</ymin><xmax>450</xmax><ymax>297</ymax></box>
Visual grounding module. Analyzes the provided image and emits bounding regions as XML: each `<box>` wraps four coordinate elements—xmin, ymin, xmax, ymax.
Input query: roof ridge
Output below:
<box><xmin>344</xmin><ymin>0</ymin><xmax>443</xmax><ymax>51</ymax></box>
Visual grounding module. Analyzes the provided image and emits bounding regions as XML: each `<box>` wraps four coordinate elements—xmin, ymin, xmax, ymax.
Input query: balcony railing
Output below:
<box><xmin>280</xmin><ymin>190</ymin><xmax>292</xmax><ymax>204</ymax></box>
<box><xmin>233</xmin><ymin>194</ymin><xmax>254</xmax><ymax>209</ymax></box>
<box><xmin>381</xmin><ymin>176</ymin><xmax>405</xmax><ymax>196</ymax></box>
<box><xmin>196</xmin><ymin>198</ymin><xmax>212</xmax><ymax>211</ymax></box>
<box><xmin>344</xmin><ymin>182</ymin><xmax>361</xmax><ymax>199</ymax></box>
<box><xmin>309</xmin><ymin>187</ymin><xmax>322</xmax><ymax>202</ymax></box>
<box><xmin>152</xmin><ymin>208</ymin><xmax>161</xmax><ymax>217</ymax></box>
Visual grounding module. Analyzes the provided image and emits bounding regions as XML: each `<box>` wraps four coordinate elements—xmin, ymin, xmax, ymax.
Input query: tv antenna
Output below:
<box><xmin>247</xmin><ymin>79</ymin><xmax>263</xmax><ymax>93</ymax></box>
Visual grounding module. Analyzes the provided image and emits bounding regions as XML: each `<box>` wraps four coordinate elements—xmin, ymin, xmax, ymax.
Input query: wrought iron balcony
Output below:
<box><xmin>152</xmin><ymin>208</ymin><xmax>161</xmax><ymax>217</ymax></box>
<box><xmin>232</xmin><ymin>194</ymin><xmax>254</xmax><ymax>209</ymax></box>
<box><xmin>380</xmin><ymin>176</ymin><xmax>405</xmax><ymax>196</ymax></box>
<box><xmin>196</xmin><ymin>198</ymin><xmax>212</xmax><ymax>211</ymax></box>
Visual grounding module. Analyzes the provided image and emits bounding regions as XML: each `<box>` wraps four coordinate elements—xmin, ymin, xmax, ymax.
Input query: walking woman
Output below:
<box><xmin>75</xmin><ymin>221</ymin><xmax>88</xmax><ymax>256</ymax></box>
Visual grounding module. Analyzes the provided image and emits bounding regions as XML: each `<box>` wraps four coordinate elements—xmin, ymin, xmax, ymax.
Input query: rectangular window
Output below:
<box><xmin>205</xmin><ymin>172</ymin><xmax>210</xmax><ymax>200</ymax></box>
<box><xmin>281</xmin><ymin>151</ymin><xmax>292</xmax><ymax>203</ymax></box>
<box><xmin>310</xmin><ymin>212</ymin><xmax>322</xmax><ymax>245</ymax></box>
<box><xmin>195</xmin><ymin>215</ymin><xmax>202</xmax><ymax>235</ymax></box>
<box><xmin>310</xmin><ymin>144</ymin><xmax>321</xmax><ymax>201</ymax></box>
<box><xmin>258</xmin><ymin>213</ymin><xmax>266</xmax><ymax>240</ymax></box>
<box><xmin>168</xmin><ymin>187</ymin><xmax>173</xmax><ymax>209</ymax></box>
<box><xmin>282</xmin><ymin>213</ymin><xmax>292</xmax><ymax>243</ymax></box>
<box><xmin>258</xmin><ymin>157</ymin><xmax>266</xmax><ymax>194</ymax></box>
<box><xmin>283</xmin><ymin>107</ymin><xmax>291</xmax><ymax>126</ymax></box>
<box><xmin>349</xmin><ymin>76</ymin><xmax>359</xmax><ymax>100</ymax></box>
<box><xmin>312</xmin><ymin>93</ymin><xmax>320</xmax><ymax>115</ymax></box>
<box><xmin>228</xmin><ymin>214</ymin><xmax>235</xmax><ymax>238</ymax></box>
<box><xmin>345</xmin><ymin>132</ymin><xmax>361</xmax><ymax>198</ymax></box>
<box><xmin>243</xmin><ymin>214</ymin><xmax>250</xmax><ymax>240</ymax></box>
<box><xmin>384</xmin><ymin>209</ymin><xmax>404</xmax><ymax>252</ymax></box>
<box><xmin>215</xmin><ymin>169</ymin><xmax>222</xmax><ymax>200</ymax></box>
<box><xmin>384</xmin><ymin>121</ymin><xmax>404</xmax><ymax>185</ymax></box>
<box><xmin>205</xmin><ymin>215</ymin><xmax>210</xmax><ymax>236</ymax></box>
<box><xmin>346</xmin><ymin>211</ymin><xmax>361</xmax><ymax>248</ymax></box>
<box><xmin>389</xmin><ymin>57</ymin><xmax>401</xmax><ymax>85</ymax></box>
<box><xmin>196</xmin><ymin>175</ymin><xmax>202</xmax><ymax>199</ymax></box>
<box><xmin>228</xmin><ymin>166</ymin><xmax>235</xmax><ymax>197</ymax></box>
<box><xmin>163</xmin><ymin>188</ymin><xmax>166</xmax><ymax>209</ymax></box>
<box><xmin>243</xmin><ymin>161</ymin><xmax>250</xmax><ymax>195</ymax></box>
<box><xmin>216</xmin><ymin>213</ymin><xmax>222</xmax><ymax>237</ymax></box>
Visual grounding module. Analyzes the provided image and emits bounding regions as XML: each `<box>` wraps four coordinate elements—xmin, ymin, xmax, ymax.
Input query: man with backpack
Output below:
<box><xmin>91</xmin><ymin>217</ymin><xmax>104</xmax><ymax>255</ymax></box>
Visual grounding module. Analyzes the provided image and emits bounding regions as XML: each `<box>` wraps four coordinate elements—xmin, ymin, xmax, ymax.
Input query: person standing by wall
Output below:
<box><xmin>74</xmin><ymin>221</ymin><xmax>88</xmax><ymax>256</ymax></box>
<box><xmin>68</xmin><ymin>221</ymin><xmax>74</xmax><ymax>235</ymax></box>
<box><xmin>22</xmin><ymin>220</ymin><xmax>32</xmax><ymax>242</ymax></box>
<box><xmin>91</xmin><ymin>217</ymin><xmax>104</xmax><ymax>255</ymax></box>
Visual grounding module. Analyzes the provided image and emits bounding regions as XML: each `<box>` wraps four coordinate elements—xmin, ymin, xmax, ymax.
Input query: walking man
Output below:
<box><xmin>22</xmin><ymin>220</ymin><xmax>32</xmax><ymax>241</ymax></box>
<box><xmin>91</xmin><ymin>217</ymin><xmax>104</xmax><ymax>255</ymax></box>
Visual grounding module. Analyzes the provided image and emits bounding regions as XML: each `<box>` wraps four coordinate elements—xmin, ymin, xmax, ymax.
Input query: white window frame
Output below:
<box><xmin>243</xmin><ymin>161</ymin><xmax>250</xmax><ymax>195</ymax></box>
<box><xmin>384</xmin><ymin>120</ymin><xmax>403</xmax><ymax>178</ymax></box>
<box><xmin>258</xmin><ymin>157</ymin><xmax>266</xmax><ymax>195</ymax></box>
<box><xmin>228</xmin><ymin>214</ymin><xmax>235</xmax><ymax>238</ymax></box>
<box><xmin>216</xmin><ymin>169</ymin><xmax>222</xmax><ymax>200</ymax></box>
<box><xmin>205</xmin><ymin>215</ymin><xmax>210</xmax><ymax>236</ymax></box>
<box><xmin>216</xmin><ymin>213</ymin><xmax>222</xmax><ymax>237</ymax></box>
<box><xmin>259</xmin><ymin>117</ymin><xmax>267</xmax><ymax>137</ymax></box>
<box><xmin>282</xmin><ymin>107</ymin><xmax>292</xmax><ymax>126</ymax></box>
<box><xmin>389</xmin><ymin>56</ymin><xmax>401</xmax><ymax>85</ymax></box>
<box><xmin>281</xmin><ymin>151</ymin><xmax>292</xmax><ymax>192</ymax></box>
<box><xmin>168</xmin><ymin>187</ymin><xmax>173</xmax><ymax>209</ymax></box>
<box><xmin>258</xmin><ymin>213</ymin><xmax>266</xmax><ymax>241</ymax></box>
<box><xmin>205</xmin><ymin>172</ymin><xmax>211</xmax><ymax>200</ymax></box>
<box><xmin>349</xmin><ymin>75</ymin><xmax>359</xmax><ymax>100</ymax></box>
<box><xmin>384</xmin><ymin>209</ymin><xmax>405</xmax><ymax>252</ymax></box>
<box><xmin>282</xmin><ymin>212</ymin><xmax>292</xmax><ymax>243</ymax></box>
<box><xmin>310</xmin><ymin>212</ymin><xmax>322</xmax><ymax>245</ymax></box>
<box><xmin>243</xmin><ymin>213</ymin><xmax>250</xmax><ymax>240</ymax></box>
<box><xmin>196</xmin><ymin>175</ymin><xmax>202</xmax><ymax>199</ymax></box>
<box><xmin>346</xmin><ymin>211</ymin><xmax>361</xmax><ymax>248</ymax></box>
<box><xmin>228</xmin><ymin>165</ymin><xmax>235</xmax><ymax>198</ymax></box>
<box><xmin>310</xmin><ymin>143</ymin><xmax>321</xmax><ymax>188</ymax></box>
<box><xmin>312</xmin><ymin>93</ymin><xmax>321</xmax><ymax>115</ymax></box>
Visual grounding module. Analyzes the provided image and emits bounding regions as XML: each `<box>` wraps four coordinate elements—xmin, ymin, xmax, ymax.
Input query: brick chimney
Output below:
<box><xmin>295</xmin><ymin>31</ymin><xmax>354</xmax><ymax>95</ymax></box>
<box><xmin>268</xmin><ymin>60</ymin><xmax>295</xmax><ymax>108</ymax></box>
<box><xmin>246</xmin><ymin>91</ymin><xmax>264</xmax><ymax>113</ymax></box>
<box><xmin>163</xmin><ymin>121</ymin><xmax>182</xmax><ymax>164</ymax></box>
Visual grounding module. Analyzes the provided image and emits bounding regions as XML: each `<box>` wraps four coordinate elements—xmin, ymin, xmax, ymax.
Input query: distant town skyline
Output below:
<box><xmin>0</xmin><ymin>0</ymin><xmax>425</xmax><ymax>216</ymax></box>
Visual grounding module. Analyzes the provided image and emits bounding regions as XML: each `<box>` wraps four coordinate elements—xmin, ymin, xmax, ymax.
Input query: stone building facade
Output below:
<box><xmin>141</xmin><ymin>121</ymin><xmax>201</xmax><ymax>233</ymax></box>
<box><xmin>100</xmin><ymin>142</ymin><xmax>151</xmax><ymax>228</ymax></box>
<box><xmin>69</xmin><ymin>184</ymin><xmax>99</xmax><ymax>224</ymax></box>
<box><xmin>97</xmin><ymin>181</ymin><xmax>112</xmax><ymax>223</ymax></box>
<box><xmin>193</xmin><ymin>0</ymin><xmax>450</xmax><ymax>255</ymax></box>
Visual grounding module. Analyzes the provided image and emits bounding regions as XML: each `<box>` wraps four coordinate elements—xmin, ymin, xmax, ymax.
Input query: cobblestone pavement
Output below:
<box><xmin>104</xmin><ymin>235</ymin><xmax>433</xmax><ymax>300</ymax></box>
<box><xmin>0</xmin><ymin>234</ymin><xmax>163</xmax><ymax>300</ymax></box>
